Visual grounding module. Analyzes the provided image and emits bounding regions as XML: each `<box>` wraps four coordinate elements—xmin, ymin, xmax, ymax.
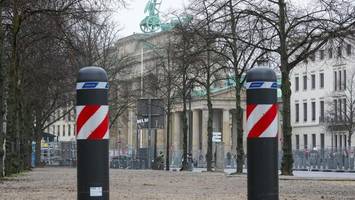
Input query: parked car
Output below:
<box><xmin>110</xmin><ymin>156</ymin><xmax>129</xmax><ymax>169</ymax></box>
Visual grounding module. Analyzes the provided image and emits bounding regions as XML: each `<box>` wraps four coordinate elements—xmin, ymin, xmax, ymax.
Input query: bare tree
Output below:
<box><xmin>238</xmin><ymin>0</ymin><xmax>355</xmax><ymax>175</ymax></box>
<box><xmin>153</xmin><ymin>36</ymin><xmax>181</xmax><ymax>171</ymax></box>
<box><xmin>187</xmin><ymin>0</ymin><xmax>229</xmax><ymax>171</ymax></box>
<box><xmin>0</xmin><ymin>0</ymin><xmax>126</xmax><ymax>176</ymax></box>
<box><xmin>211</xmin><ymin>0</ymin><xmax>267</xmax><ymax>173</ymax></box>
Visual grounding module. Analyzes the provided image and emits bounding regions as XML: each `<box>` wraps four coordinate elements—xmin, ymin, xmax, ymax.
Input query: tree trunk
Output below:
<box><xmin>181</xmin><ymin>81</ymin><xmax>189</xmax><ymax>170</ymax></box>
<box><xmin>165</xmin><ymin>107</ymin><xmax>171</xmax><ymax>171</ymax></box>
<box><xmin>235</xmin><ymin>81</ymin><xmax>244</xmax><ymax>173</ymax></box>
<box><xmin>5</xmin><ymin>11</ymin><xmax>21</xmax><ymax>175</ymax></box>
<box><xmin>22</xmin><ymin>103</ymin><xmax>33</xmax><ymax>170</ymax></box>
<box><xmin>348</xmin><ymin>130</ymin><xmax>353</xmax><ymax>148</ymax></box>
<box><xmin>1</xmin><ymin>138</ymin><xmax>5</xmax><ymax>177</ymax></box>
<box><xmin>280</xmin><ymin>69</ymin><xmax>294</xmax><ymax>175</ymax></box>
<box><xmin>0</xmin><ymin>2</ymin><xmax>5</xmax><ymax>177</ymax></box>
<box><xmin>206</xmin><ymin>91</ymin><xmax>213</xmax><ymax>171</ymax></box>
<box><xmin>278</xmin><ymin>0</ymin><xmax>294</xmax><ymax>176</ymax></box>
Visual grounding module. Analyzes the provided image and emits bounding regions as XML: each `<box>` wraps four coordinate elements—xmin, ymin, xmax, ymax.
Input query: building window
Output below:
<box><xmin>303</xmin><ymin>102</ymin><xmax>307</xmax><ymax>122</ymax></box>
<box><xmin>334</xmin><ymin>99</ymin><xmax>338</xmax><ymax>121</ymax></box>
<box><xmin>57</xmin><ymin>125</ymin><xmax>60</xmax><ymax>136</ymax></box>
<box><xmin>340</xmin><ymin>135</ymin><xmax>343</xmax><ymax>149</ymax></box>
<box><xmin>295</xmin><ymin>77</ymin><xmax>299</xmax><ymax>91</ymax></box>
<box><xmin>343</xmin><ymin>99</ymin><xmax>347</xmax><ymax>118</ymax></box>
<box><xmin>296</xmin><ymin>135</ymin><xmax>300</xmax><ymax>150</ymax></box>
<box><xmin>320</xmin><ymin>100</ymin><xmax>325</xmax><ymax>122</ymax></box>
<box><xmin>335</xmin><ymin>135</ymin><xmax>338</xmax><ymax>150</ymax></box>
<box><xmin>346</xmin><ymin>44</ymin><xmax>352</xmax><ymax>56</ymax></box>
<box><xmin>337</xmin><ymin>46</ymin><xmax>342</xmax><ymax>57</ymax></box>
<box><xmin>63</xmin><ymin>125</ymin><xmax>66</xmax><ymax>137</ymax></box>
<box><xmin>311</xmin><ymin>102</ymin><xmax>316</xmax><ymax>121</ymax></box>
<box><xmin>320</xmin><ymin>73</ymin><xmax>324</xmax><ymax>88</ymax></box>
<box><xmin>68</xmin><ymin>125</ymin><xmax>71</xmax><ymax>136</ymax></box>
<box><xmin>312</xmin><ymin>134</ymin><xmax>316</xmax><ymax>148</ymax></box>
<box><xmin>339</xmin><ymin>99</ymin><xmax>342</xmax><ymax>121</ymax></box>
<box><xmin>295</xmin><ymin>103</ymin><xmax>299</xmax><ymax>122</ymax></box>
<box><xmin>329</xmin><ymin>48</ymin><xmax>333</xmax><ymax>58</ymax></box>
<box><xmin>320</xmin><ymin>50</ymin><xmax>325</xmax><ymax>60</ymax></box>
<box><xmin>320</xmin><ymin>134</ymin><xmax>325</xmax><ymax>150</ymax></box>
<box><xmin>343</xmin><ymin>70</ymin><xmax>346</xmax><ymax>89</ymax></box>
<box><xmin>339</xmin><ymin>70</ymin><xmax>342</xmax><ymax>90</ymax></box>
<box><xmin>303</xmin><ymin>75</ymin><xmax>307</xmax><ymax>90</ymax></box>
<box><xmin>304</xmin><ymin>134</ymin><xmax>308</xmax><ymax>149</ymax></box>
<box><xmin>311</xmin><ymin>74</ymin><xmax>316</xmax><ymax>89</ymax></box>
<box><xmin>334</xmin><ymin>71</ymin><xmax>337</xmax><ymax>91</ymax></box>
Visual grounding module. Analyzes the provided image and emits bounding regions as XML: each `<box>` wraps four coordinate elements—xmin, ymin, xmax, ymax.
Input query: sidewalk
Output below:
<box><xmin>191</xmin><ymin>167</ymin><xmax>355</xmax><ymax>180</ymax></box>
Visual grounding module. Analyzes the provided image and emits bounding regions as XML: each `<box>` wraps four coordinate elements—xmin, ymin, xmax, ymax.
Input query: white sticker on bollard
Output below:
<box><xmin>90</xmin><ymin>187</ymin><xmax>103</xmax><ymax>197</ymax></box>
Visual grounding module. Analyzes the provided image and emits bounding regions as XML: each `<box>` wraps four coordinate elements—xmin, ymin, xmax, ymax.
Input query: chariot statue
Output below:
<box><xmin>139</xmin><ymin>0</ymin><xmax>193</xmax><ymax>33</ymax></box>
<box><xmin>140</xmin><ymin>0</ymin><xmax>162</xmax><ymax>33</ymax></box>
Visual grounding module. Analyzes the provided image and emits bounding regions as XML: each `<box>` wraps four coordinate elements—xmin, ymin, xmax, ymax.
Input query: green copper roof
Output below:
<box><xmin>191</xmin><ymin>77</ymin><xmax>282</xmax><ymax>98</ymax></box>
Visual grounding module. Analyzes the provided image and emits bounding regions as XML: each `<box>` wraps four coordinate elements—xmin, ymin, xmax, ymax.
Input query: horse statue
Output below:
<box><xmin>140</xmin><ymin>0</ymin><xmax>162</xmax><ymax>33</ymax></box>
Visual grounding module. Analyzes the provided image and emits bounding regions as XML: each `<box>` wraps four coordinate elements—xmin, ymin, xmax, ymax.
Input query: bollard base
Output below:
<box><xmin>77</xmin><ymin>140</ymin><xmax>109</xmax><ymax>200</ymax></box>
<box><xmin>78</xmin><ymin>191</ymin><xmax>109</xmax><ymax>200</ymax></box>
<box><xmin>247</xmin><ymin>138</ymin><xmax>278</xmax><ymax>200</ymax></box>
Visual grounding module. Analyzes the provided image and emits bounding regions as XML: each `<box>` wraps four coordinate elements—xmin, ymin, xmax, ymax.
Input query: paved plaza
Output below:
<box><xmin>1</xmin><ymin>167</ymin><xmax>355</xmax><ymax>200</ymax></box>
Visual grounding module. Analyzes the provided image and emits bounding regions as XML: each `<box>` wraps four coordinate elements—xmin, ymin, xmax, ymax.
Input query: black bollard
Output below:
<box><xmin>76</xmin><ymin>66</ymin><xmax>109</xmax><ymax>200</ymax></box>
<box><xmin>246</xmin><ymin>68</ymin><xmax>279</xmax><ymax>200</ymax></box>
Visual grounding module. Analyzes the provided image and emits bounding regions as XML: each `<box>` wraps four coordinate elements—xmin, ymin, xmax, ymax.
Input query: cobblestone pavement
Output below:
<box><xmin>1</xmin><ymin>167</ymin><xmax>355</xmax><ymax>200</ymax></box>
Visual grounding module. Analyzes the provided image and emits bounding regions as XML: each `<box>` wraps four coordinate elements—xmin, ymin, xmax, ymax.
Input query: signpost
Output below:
<box><xmin>212</xmin><ymin>132</ymin><xmax>223</xmax><ymax>171</ymax></box>
<box><xmin>136</xmin><ymin>98</ymin><xmax>165</xmax><ymax>168</ymax></box>
<box><xmin>212</xmin><ymin>132</ymin><xmax>222</xmax><ymax>143</ymax></box>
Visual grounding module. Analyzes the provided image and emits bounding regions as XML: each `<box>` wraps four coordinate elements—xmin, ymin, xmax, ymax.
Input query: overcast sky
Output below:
<box><xmin>114</xmin><ymin>0</ymin><xmax>190</xmax><ymax>37</ymax></box>
<box><xmin>114</xmin><ymin>0</ymin><xmax>315</xmax><ymax>37</ymax></box>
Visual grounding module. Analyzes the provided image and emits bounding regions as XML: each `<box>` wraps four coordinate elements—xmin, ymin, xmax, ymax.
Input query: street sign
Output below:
<box><xmin>212</xmin><ymin>132</ymin><xmax>222</xmax><ymax>142</ymax></box>
<box><xmin>137</xmin><ymin>99</ymin><xmax>165</xmax><ymax>129</ymax></box>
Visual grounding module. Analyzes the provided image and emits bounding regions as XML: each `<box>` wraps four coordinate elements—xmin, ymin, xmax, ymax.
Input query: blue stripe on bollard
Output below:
<box><xmin>76</xmin><ymin>81</ymin><xmax>109</xmax><ymax>90</ymax></box>
<box><xmin>246</xmin><ymin>81</ymin><xmax>278</xmax><ymax>89</ymax></box>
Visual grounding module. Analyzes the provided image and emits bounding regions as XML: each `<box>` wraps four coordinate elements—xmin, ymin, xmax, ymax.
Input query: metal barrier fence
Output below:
<box><xmin>41</xmin><ymin>141</ymin><xmax>77</xmax><ymax>166</ymax></box>
<box><xmin>292</xmin><ymin>148</ymin><xmax>355</xmax><ymax>171</ymax></box>
<box><xmin>41</xmin><ymin>142</ymin><xmax>355</xmax><ymax>172</ymax></box>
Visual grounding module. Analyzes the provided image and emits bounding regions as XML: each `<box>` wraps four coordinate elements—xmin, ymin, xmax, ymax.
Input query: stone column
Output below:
<box><xmin>127</xmin><ymin>109</ymin><xmax>136</xmax><ymax>154</ymax></box>
<box><xmin>173</xmin><ymin>112</ymin><xmax>182</xmax><ymax>154</ymax></box>
<box><xmin>156</xmin><ymin>129</ymin><xmax>165</xmax><ymax>155</ymax></box>
<box><xmin>192</xmin><ymin>110</ymin><xmax>200</xmax><ymax>160</ymax></box>
<box><xmin>202</xmin><ymin>109</ymin><xmax>209</xmax><ymax>160</ymax></box>
<box><xmin>223</xmin><ymin>109</ymin><xmax>232</xmax><ymax>155</ymax></box>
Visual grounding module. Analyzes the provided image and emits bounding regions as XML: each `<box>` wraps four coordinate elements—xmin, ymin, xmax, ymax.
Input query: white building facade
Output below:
<box><xmin>45</xmin><ymin>107</ymin><xmax>76</xmax><ymax>142</ymax></box>
<box><xmin>290</xmin><ymin>42</ymin><xmax>355</xmax><ymax>151</ymax></box>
